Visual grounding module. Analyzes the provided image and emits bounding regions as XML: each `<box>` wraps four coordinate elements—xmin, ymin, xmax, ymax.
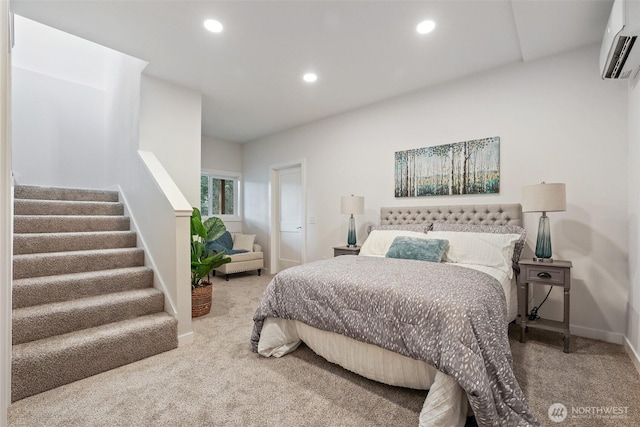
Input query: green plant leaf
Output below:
<box><xmin>190</xmin><ymin>207</ymin><xmax>207</xmax><ymax>239</ymax></box>
<box><xmin>203</xmin><ymin>216</ymin><xmax>226</xmax><ymax>242</ymax></box>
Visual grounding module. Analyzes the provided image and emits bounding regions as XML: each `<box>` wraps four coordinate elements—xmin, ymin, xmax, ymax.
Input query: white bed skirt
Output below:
<box><xmin>258</xmin><ymin>317</ymin><xmax>469</xmax><ymax>427</ymax></box>
<box><xmin>256</xmin><ymin>265</ymin><xmax>517</xmax><ymax>426</ymax></box>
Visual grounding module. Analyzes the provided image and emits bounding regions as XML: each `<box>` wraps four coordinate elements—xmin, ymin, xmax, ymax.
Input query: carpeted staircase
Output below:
<box><xmin>11</xmin><ymin>185</ymin><xmax>178</xmax><ymax>402</ymax></box>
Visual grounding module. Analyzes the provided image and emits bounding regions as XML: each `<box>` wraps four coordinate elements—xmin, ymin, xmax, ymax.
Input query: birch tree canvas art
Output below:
<box><xmin>395</xmin><ymin>136</ymin><xmax>500</xmax><ymax>197</ymax></box>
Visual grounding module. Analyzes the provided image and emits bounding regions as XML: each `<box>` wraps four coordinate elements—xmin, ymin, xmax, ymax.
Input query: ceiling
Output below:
<box><xmin>10</xmin><ymin>0</ymin><xmax>613</xmax><ymax>143</ymax></box>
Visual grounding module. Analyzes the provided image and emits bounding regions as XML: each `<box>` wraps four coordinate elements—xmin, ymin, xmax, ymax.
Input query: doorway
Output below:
<box><xmin>270</xmin><ymin>160</ymin><xmax>306</xmax><ymax>274</ymax></box>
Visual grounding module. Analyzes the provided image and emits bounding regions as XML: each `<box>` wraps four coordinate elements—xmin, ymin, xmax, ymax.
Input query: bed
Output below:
<box><xmin>251</xmin><ymin>204</ymin><xmax>539</xmax><ymax>427</ymax></box>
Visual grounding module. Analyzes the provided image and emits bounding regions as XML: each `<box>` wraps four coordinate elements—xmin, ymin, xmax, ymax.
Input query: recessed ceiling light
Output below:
<box><xmin>303</xmin><ymin>73</ymin><xmax>318</xmax><ymax>83</ymax></box>
<box><xmin>204</xmin><ymin>19</ymin><xmax>223</xmax><ymax>33</ymax></box>
<box><xmin>416</xmin><ymin>20</ymin><xmax>436</xmax><ymax>35</ymax></box>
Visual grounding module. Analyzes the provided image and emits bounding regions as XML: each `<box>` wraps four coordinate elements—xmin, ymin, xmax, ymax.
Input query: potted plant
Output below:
<box><xmin>190</xmin><ymin>207</ymin><xmax>231</xmax><ymax>317</ymax></box>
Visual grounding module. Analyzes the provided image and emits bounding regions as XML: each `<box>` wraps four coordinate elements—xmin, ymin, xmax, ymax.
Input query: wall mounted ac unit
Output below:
<box><xmin>600</xmin><ymin>0</ymin><xmax>640</xmax><ymax>79</ymax></box>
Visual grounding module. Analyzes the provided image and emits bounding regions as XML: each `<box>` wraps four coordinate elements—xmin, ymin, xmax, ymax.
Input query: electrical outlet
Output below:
<box><xmin>309</xmin><ymin>217</ymin><xmax>316</xmax><ymax>224</ymax></box>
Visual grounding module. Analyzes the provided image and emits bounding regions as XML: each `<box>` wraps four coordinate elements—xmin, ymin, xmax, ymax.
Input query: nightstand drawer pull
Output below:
<box><xmin>525</xmin><ymin>266</ymin><xmax>565</xmax><ymax>285</ymax></box>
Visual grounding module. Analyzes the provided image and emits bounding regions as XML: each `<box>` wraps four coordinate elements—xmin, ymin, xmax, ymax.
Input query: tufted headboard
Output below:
<box><xmin>379</xmin><ymin>204</ymin><xmax>522</xmax><ymax>227</ymax></box>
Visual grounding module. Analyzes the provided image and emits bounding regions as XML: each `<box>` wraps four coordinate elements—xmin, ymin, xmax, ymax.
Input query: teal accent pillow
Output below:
<box><xmin>206</xmin><ymin>231</ymin><xmax>248</xmax><ymax>255</ymax></box>
<box><xmin>216</xmin><ymin>231</ymin><xmax>234</xmax><ymax>250</ymax></box>
<box><xmin>385</xmin><ymin>237</ymin><xmax>449</xmax><ymax>263</ymax></box>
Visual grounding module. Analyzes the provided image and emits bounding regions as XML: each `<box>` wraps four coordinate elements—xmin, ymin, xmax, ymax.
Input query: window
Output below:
<box><xmin>200</xmin><ymin>171</ymin><xmax>241</xmax><ymax>219</ymax></box>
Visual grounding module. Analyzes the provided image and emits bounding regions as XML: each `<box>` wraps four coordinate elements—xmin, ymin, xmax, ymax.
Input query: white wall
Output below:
<box><xmin>139</xmin><ymin>75</ymin><xmax>201</xmax><ymax>208</ymax></box>
<box><xmin>627</xmin><ymin>73</ymin><xmax>640</xmax><ymax>368</ymax></box>
<box><xmin>11</xmin><ymin>67</ymin><xmax>107</xmax><ymax>187</ymax></box>
<box><xmin>244</xmin><ymin>45</ymin><xmax>628</xmax><ymax>343</ymax></box>
<box><xmin>104</xmin><ymin>50</ymin><xmax>148</xmax><ymax>189</ymax></box>
<box><xmin>11</xmin><ymin>15</ymin><xmax>110</xmax><ymax>90</ymax></box>
<box><xmin>202</xmin><ymin>135</ymin><xmax>242</xmax><ymax>172</ymax></box>
<box><xmin>11</xmin><ymin>15</ymin><xmax>117</xmax><ymax>189</ymax></box>
<box><xmin>1</xmin><ymin>1</ymin><xmax>12</xmax><ymax>423</ymax></box>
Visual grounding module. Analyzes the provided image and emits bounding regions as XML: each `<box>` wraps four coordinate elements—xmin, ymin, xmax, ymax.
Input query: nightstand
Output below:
<box><xmin>333</xmin><ymin>246</ymin><xmax>360</xmax><ymax>257</ymax></box>
<box><xmin>517</xmin><ymin>259</ymin><xmax>573</xmax><ymax>353</ymax></box>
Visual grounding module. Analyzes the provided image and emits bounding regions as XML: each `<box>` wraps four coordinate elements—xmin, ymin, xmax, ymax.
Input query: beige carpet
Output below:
<box><xmin>8</xmin><ymin>273</ymin><xmax>640</xmax><ymax>426</ymax></box>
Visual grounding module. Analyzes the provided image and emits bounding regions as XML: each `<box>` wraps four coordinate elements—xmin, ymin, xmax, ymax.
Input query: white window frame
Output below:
<box><xmin>201</xmin><ymin>168</ymin><xmax>242</xmax><ymax>222</ymax></box>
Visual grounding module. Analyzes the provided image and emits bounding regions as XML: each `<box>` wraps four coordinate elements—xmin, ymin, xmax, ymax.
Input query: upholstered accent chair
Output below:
<box><xmin>212</xmin><ymin>232</ymin><xmax>264</xmax><ymax>281</ymax></box>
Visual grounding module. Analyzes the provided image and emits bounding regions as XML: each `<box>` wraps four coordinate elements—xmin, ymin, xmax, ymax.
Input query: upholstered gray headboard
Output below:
<box><xmin>379</xmin><ymin>204</ymin><xmax>522</xmax><ymax>227</ymax></box>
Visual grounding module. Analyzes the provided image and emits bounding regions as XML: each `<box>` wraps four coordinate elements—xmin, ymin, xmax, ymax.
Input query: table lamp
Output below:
<box><xmin>341</xmin><ymin>195</ymin><xmax>364</xmax><ymax>247</ymax></box>
<box><xmin>522</xmin><ymin>182</ymin><xmax>566</xmax><ymax>262</ymax></box>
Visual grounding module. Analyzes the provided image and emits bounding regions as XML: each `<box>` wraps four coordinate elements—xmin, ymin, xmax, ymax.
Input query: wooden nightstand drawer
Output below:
<box><xmin>525</xmin><ymin>266</ymin><xmax>566</xmax><ymax>286</ymax></box>
<box><xmin>333</xmin><ymin>246</ymin><xmax>360</xmax><ymax>257</ymax></box>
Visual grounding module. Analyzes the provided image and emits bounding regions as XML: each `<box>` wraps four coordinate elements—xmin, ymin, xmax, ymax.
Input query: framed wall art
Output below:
<box><xmin>395</xmin><ymin>136</ymin><xmax>500</xmax><ymax>197</ymax></box>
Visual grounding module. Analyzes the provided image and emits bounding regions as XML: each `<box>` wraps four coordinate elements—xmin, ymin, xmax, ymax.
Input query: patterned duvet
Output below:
<box><xmin>251</xmin><ymin>255</ymin><xmax>539</xmax><ymax>426</ymax></box>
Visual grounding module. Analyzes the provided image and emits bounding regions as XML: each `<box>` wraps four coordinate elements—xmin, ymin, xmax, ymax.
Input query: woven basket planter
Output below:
<box><xmin>192</xmin><ymin>282</ymin><xmax>213</xmax><ymax>318</ymax></box>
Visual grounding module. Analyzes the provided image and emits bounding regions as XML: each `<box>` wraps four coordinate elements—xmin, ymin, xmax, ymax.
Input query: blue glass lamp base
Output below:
<box><xmin>534</xmin><ymin>214</ymin><xmax>552</xmax><ymax>261</ymax></box>
<box><xmin>347</xmin><ymin>215</ymin><xmax>357</xmax><ymax>247</ymax></box>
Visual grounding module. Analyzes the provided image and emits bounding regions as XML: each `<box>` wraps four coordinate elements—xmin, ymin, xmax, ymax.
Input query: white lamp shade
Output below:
<box><xmin>521</xmin><ymin>183</ymin><xmax>566</xmax><ymax>213</ymax></box>
<box><xmin>341</xmin><ymin>195</ymin><xmax>364</xmax><ymax>215</ymax></box>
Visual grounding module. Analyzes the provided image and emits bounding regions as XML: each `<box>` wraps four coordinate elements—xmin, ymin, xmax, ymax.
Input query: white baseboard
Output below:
<box><xmin>178</xmin><ymin>331</ymin><xmax>194</xmax><ymax>347</ymax></box>
<box><xmin>624</xmin><ymin>338</ymin><xmax>640</xmax><ymax>375</ymax></box>
<box><xmin>570</xmin><ymin>324</ymin><xmax>625</xmax><ymax>345</ymax></box>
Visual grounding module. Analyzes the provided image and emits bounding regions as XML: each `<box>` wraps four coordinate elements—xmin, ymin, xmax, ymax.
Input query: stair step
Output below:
<box><xmin>12</xmin><ymin>267</ymin><xmax>154</xmax><ymax>309</ymax></box>
<box><xmin>14</xmin><ymin>215</ymin><xmax>130</xmax><ymax>233</ymax></box>
<box><xmin>13</xmin><ymin>288</ymin><xmax>165</xmax><ymax>345</ymax></box>
<box><xmin>13</xmin><ymin>248</ymin><xmax>145</xmax><ymax>279</ymax></box>
<box><xmin>14</xmin><ymin>185</ymin><xmax>119</xmax><ymax>202</ymax></box>
<box><xmin>14</xmin><ymin>231</ymin><xmax>137</xmax><ymax>255</ymax></box>
<box><xmin>14</xmin><ymin>199</ymin><xmax>124</xmax><ymax>216</ymax></box>
<box><xmin>11</xmin><ymin>312</ymin><xmax>178</xmax><ymax>402</ymax></box>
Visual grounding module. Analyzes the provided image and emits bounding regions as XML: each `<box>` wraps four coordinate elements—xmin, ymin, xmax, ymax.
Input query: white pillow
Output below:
<box><xmin>233</xmin><ymin>234</ymin><xmax>256</xmax><ymax>252</ymax></box>
<box><xmin>427</xmin><ymin>231</ymin><xmax>521</xmax><ymax>278</ymax></box>
<box><xmin>359</xmin><ymin>230</ymin><xmax>430</xmax><ymax>257</ymax></box>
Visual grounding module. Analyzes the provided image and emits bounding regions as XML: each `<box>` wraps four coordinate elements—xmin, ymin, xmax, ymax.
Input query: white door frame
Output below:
<box><xmin>1</xmin><ymin>4</ymin><xmax>12</xmax><ymax>421</ymax></box>
<box><xmin>269</xmin><ymin>159</ymin><xmax>306</xmax><ymax>274</ymax></box>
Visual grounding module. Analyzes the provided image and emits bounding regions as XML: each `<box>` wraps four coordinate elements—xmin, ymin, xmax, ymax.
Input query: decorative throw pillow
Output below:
<box><xmin>427</xmin><ymin>230</ymin><xmax>521</xmax><ymax>278</ymax></box>
<box><xmin>212</xmin><ymin>231</ymin><xmax>234</xmax><ymax>251</ymax></box>
<box><xmin>360</xmin><ymin>230</ymin><xmax>432</xmax><ymax>257</ymax></box>
<box><xmin>431</xmin><ymin>223</ymin><xmax>527</xmax><ymax>273</ymax></box>
<box><xmin>385</xmin><ymin>237</ymin><xmax>449</xmax><ymax>263</ymax></box>
<box><xmin>207</xmin><ymin>231</ymin><xmax>231</xmax><ymax>253</ymax></box>
<box><xmin>233</xmin><ymin>234</ymin><xmax>256</xmax><ymax>252</ymax></box>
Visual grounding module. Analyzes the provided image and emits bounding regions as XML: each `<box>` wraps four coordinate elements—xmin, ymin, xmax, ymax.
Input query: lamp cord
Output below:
<box><xmin>528</xmin><ymin>287</ymin><xmax>553</xmax><ymax>321</ymax></box>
